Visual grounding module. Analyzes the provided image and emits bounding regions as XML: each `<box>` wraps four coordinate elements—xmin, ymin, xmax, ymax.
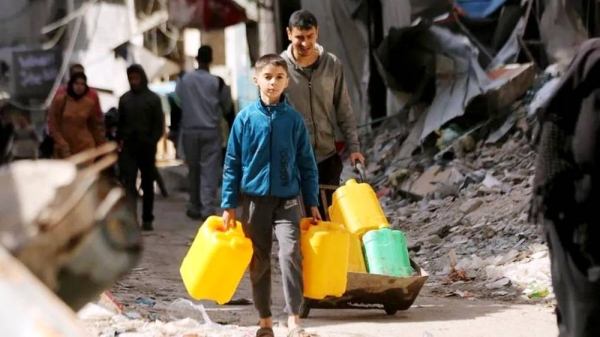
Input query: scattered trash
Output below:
<box><xmin>524</xmin><ymin>282</ymin><xmax>550</xmax><ymax>299</ymax></box>
<box><xmin>135</xmin><ymin>297</ymin><xmax>157</xmax><ymax>307</ymax></box>
<box><xmin>168</xmin><ymin>298</ymin><xmax>218</xmax><ymax>328</ymax></box>
<box><xmin>78</xmin><ymin>303</ymin><xmax>116</xmax><ymax>321</ymax></box>
<box><xmin>486</xmin><ymin>278</ymin><xmax>511</xmax><ymax>289</ymax></box>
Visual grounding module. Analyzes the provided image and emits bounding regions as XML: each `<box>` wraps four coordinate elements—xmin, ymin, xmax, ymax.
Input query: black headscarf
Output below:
<box><xmin>126</xmin><ymin>64</ymin><xmax>149</xmax><ymax>92</ymax></box>
<box><xmin>67</xmin><ymin>72</ymin><xmax>89</xmax><ymax>100</ymax></box>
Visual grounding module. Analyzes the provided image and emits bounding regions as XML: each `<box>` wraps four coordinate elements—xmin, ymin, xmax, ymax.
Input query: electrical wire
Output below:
<box><xmin>41</xmin><ymin>0</ymin><xmax>99</xmax><ymax>34</ymax></box>
<box><xmin>45</xmin><ymin>12</ymin><xmax>83</xmax><ymax>107</ymax></box>
<box><xmin>41</xmin><ymin>25</ymin><xmax>68</xmax><ymax>50</ymax></box>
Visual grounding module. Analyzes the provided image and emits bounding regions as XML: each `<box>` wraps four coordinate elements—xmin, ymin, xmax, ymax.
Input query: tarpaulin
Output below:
<box><xmin>456</xmin><ymin>0</ymin><xmax>508</xmax><ymax>19</ymax></box>
<box><xmin>168</xmin><ymin>0</ymin><xmax>247</xmax><ymax>30</ymax></box>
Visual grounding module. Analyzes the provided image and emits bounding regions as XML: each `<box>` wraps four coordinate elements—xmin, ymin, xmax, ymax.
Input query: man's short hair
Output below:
<box><xmin>288</xmin><ymin>10</ymin><xmax>318</xmax><ymax>30</ymax></box>
<box><xmin>197</xmin><ymin>45</ymin><xmax>213</xmax><ymax>64</ymax></box>
<box><xmin>255</xmin><ymin>54</ymin><xmax>288</xmax><ymax>74</ymax></box>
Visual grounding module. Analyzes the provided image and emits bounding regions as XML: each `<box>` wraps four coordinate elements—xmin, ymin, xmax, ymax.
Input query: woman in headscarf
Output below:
<box><xmin>49</xmin><ymin>72</ymin><xmax>106</xmax><ymax>158</ymax></box>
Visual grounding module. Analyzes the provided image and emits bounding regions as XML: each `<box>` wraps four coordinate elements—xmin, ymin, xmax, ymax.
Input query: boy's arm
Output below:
<box><xmin>221</xmin><ymin>116</ymin><xmax>243</xmax><ymax>209</ymax></box>
<box><xmin>295</xmin><ymin>118</ymin><xmax>320</xmax><ymax>207</ymax></box>
<box><xmin>333</xmin><ymin>63</ymin><xmax>360</xmax><ymax>154</ymax></box>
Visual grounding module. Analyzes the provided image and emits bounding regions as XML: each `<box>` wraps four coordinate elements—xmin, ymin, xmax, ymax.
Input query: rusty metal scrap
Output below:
<box><xmin>0</xmin><ymin>142</ymin><xmax>142</xmax><ymax>311</ymax></box>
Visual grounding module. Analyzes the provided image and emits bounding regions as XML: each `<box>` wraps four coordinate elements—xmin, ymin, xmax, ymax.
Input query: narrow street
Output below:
<box><xmin>86</xmin><ymin>192</ymin><xmax>559</xmax><ymax>337</ymax></box>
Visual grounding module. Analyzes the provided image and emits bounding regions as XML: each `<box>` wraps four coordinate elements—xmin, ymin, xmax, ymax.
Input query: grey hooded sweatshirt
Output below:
<box><xmin>281</xmin><ymin>44</ymin><xmax>360</xmax><ymax>163</ymax></box>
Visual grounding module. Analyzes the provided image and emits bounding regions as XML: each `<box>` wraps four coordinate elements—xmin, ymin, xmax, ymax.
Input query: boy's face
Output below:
<box><xmin>253</xmin><ymin>65</ymin><xmax>289</xmax><ymax>100</ymax></box>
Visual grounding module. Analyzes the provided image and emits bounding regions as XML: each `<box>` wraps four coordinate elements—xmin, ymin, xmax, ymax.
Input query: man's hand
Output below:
<box><xmin>310</xmin><ymin>206</ymin><xmax>322</xmax><ymax>223</ymax></box>
<box><xmin>222</xmin><ymin>208</ymin><xmax>236</xmax><ymax>230</ymax></box>
<box><xmin>349</xmin><ymin>152</ymin><xmax>365</xmax><ymax>167</ymax></box>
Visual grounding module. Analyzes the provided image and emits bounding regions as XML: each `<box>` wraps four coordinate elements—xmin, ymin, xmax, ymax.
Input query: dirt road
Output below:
<box><xmin>105</xmin><ymin>193</ymin><xmax>558</xmax><ymax>337</ymax></box>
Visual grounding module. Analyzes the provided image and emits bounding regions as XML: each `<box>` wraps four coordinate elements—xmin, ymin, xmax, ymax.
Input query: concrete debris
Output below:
<box><xmin>350</xmin><ymin>73</ymin><xmax>555</xmax><ymax>298</ymax></box>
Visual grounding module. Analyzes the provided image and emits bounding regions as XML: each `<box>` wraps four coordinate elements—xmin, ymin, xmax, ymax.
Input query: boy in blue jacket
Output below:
<box><xmin>221</xmin><ymin>54</ymin><xmax>321</xmax><ymax>337</ymax></box>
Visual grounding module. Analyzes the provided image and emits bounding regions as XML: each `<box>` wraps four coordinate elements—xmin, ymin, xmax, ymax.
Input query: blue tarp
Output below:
<box><xmin>456</xmin><ymin>0</ymin><xmax>507</xmax><ymax>19</ymax></box>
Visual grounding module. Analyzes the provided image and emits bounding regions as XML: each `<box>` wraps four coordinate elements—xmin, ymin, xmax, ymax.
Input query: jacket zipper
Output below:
<box><xmin>299</xmin><ymin>67</ymin><xmax>317</xmax><ymax>147</ymax></box>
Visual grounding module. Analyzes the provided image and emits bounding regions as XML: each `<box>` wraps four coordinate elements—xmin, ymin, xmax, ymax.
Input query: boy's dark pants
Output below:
<box><xmin>241</xmin><ymin>195</ymin><xmax>303</xmax><ymax>319</ymax></box>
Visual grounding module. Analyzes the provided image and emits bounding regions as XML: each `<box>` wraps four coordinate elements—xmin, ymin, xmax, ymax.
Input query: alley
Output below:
<box><xmin>85</xmin><ymin>193</ymin><xmax>558</xmax><ymax>337</ymax></box>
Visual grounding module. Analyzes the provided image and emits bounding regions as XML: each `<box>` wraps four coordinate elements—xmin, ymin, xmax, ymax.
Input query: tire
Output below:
<box><xmin>384</xmin><ymin>304</ymin><xmax>397</xmax><ymax>316</ymax></box>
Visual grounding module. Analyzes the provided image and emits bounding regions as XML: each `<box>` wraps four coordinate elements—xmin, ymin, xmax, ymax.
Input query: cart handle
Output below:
<box><xmin>354</xmin><ymin>162</ymin><xmax>368</xmax><ymax>183</ymax></box>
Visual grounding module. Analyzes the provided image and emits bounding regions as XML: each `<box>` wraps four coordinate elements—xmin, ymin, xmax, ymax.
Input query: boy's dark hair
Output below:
<box><xmin>197</xmin><ymin>45</ymin><xmax>213</xmax><ymax>64</ymax></box>
<box><xmin>288</xmin><ymin>10</ymin><xmax>318</xmax><ymax>30</ymax></box>
<box><xmin>255</xmin><ymin>54</ymin><xmax>288</xmax><ymax>74</ymax></box>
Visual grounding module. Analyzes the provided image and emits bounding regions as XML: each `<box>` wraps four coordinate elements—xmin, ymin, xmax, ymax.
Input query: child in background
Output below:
<box><xmin>221</xmin><ymin>54</ymin><xmax>321</xmax><ymax>337</ymax></box>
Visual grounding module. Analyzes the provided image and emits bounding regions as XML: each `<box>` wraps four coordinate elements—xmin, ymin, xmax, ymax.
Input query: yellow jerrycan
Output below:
<box><xmin>329</xmin><ymin>179</ymin><xmax>390</xmax><ymax>237</ymax></box>
<box><xmin>180</xmin><ymin>216</ymin><xmax>253</xmax><ymax>304</ymax></box>
<box><xmin>300</xmin><ymin>218</ymin><xmax>350</xmax><ymax>299</ymax></box>
<box><xmin>347</xmin><ymin>231</ymin><xmax>367</xmax><ymax>273</ymax></box>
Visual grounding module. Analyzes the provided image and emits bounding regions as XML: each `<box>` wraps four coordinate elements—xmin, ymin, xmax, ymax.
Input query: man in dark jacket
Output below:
<box><xmin>117</xmin><ymin>64</ymin><xmax>164</xmax><ymax>231</ymax></box>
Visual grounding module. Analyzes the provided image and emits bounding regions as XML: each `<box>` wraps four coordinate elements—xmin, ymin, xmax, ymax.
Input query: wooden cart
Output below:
<box><xmin>300</xmin><ymin>164</ymin><xmax>428</xmax><ymax>318</ymax></box>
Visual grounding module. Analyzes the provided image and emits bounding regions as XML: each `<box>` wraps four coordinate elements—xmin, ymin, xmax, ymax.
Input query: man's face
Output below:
<box><xmin>287</xmin><ymin>27</ymin><xmax>318</xmax><ymax>57</ymax></box>
<box><xmin>128</xmin><ymin>72</ymin><xmax>142</xmax><ymax>90</ymax></box>
<box><xmin>253</xmin><ymin>64</ymin><xmax>289</xmax><ymax>100</ymax></box>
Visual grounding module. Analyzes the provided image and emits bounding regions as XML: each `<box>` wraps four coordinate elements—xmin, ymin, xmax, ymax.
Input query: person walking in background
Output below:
<box><xmin>281</xmin><ymin>10</ymin><xmax>365</xmax><ymax>218</ymax></box>
<box><xmin>117</xmin><ymin>64</ymin><xmax>164</xmax><ymax>231</ymax></box>
<box><xmin>48</xmin><ymin>72</ymin><xmax>105</xmax><ymax>159</ymax></box>
<box><xmin>221</xmin><ymin>54</ymin><xmax>320</xmax><ymax>337</ymax></box>
<box><xmin>55</xmin><ymin>63</ymin><xmax>103</xmax><ymax>121</ymax></box>
<box><xmin>41</xmin><ymin>63</ymin><xmax>104</xmax><ymax>159</ymax></box>
<box><xmin>176</xmin><ymin>45</ymin><xmax>232</xmax><ymax>221</ymax></box>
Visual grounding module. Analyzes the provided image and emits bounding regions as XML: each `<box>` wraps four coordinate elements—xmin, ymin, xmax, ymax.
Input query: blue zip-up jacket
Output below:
<box><xmin>221</xmin><ymin>98</ymin><xmax>319</xmax><ymax>209</ymax></box>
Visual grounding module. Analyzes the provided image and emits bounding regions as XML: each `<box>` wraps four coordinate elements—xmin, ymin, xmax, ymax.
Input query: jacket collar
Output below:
<box><xmin>285</xmin><ymin>43</ymin><xmax>324</xmax><ymax>70</ymax></box>
<box><xmin>256</xmin><ymin>96</ymin><xmax>288</xmax><ymax>116</ymax></box>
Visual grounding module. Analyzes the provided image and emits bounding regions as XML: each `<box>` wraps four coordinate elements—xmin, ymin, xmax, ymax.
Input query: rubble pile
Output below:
<box><xmin>352</xmin><ymin>92</ymin><xmax>553</xmax><ymax>300</ymax></box>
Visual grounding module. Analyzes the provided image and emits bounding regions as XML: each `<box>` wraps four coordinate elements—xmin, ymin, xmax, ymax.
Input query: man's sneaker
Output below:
<box><xmin>142</xmin><ymin>222</ymin><xmax>154</xmax><ymax>231</ymax></box>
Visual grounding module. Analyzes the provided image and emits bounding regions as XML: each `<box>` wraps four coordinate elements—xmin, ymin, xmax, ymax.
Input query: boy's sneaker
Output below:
<box><xmin>141</xmin><ymin>222</ymin><xmax>154</xmax><ymax>231</ymax></box>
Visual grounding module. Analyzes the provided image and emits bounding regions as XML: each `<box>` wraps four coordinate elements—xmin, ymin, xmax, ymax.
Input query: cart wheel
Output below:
<box><xmin>300</xmin><ymin>298</ymin><xmax>313</xmax><ymax>319</ymax></box>
<box><xmin>384</xmin><ymin>304</ymin><xmax>397</xmax><ymax>316</ymax></box>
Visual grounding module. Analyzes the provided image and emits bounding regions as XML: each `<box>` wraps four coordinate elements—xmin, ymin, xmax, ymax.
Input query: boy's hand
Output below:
<box><xmin>222</xmin><ymin>208</ymin><xmax>236</xmax><ymax>229</ymax></box>
<box><xmin>309</xmin><ymin>207</ymin><xmax>322</xmax><ymax>223</ymax></box>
